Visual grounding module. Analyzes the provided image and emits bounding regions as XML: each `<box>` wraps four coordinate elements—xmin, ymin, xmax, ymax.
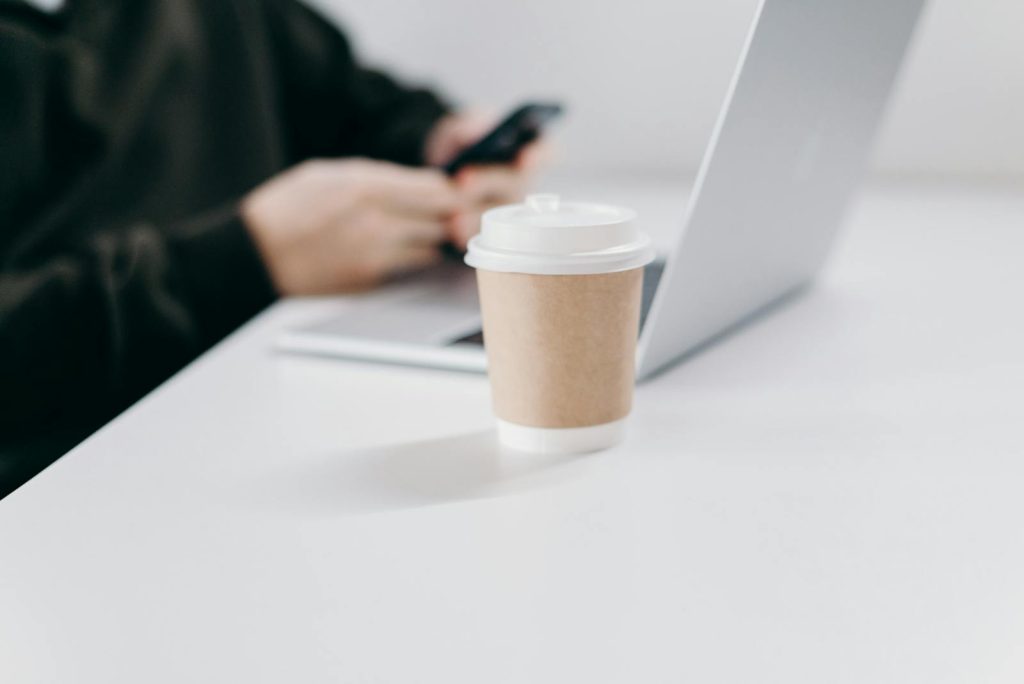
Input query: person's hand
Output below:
<box><xmin>241</xmin><ymin>158</ymin><xmax>461</xmax><ymax>295</ymax></box>
<box><xmin>425</xmin><ymin>110</ymin><xmax>550</xmax><ymax>250</ymax></box>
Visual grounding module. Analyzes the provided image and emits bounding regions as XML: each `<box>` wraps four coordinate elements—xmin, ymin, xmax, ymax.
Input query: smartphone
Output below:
<box><xmin>443</xmin><ymin>102</ymin><xmax>563</xmax><ymax>176</ymax></box>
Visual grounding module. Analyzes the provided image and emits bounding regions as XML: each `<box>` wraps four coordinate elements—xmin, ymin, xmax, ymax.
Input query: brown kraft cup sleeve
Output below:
<box><xmin>477</xmin><ymin>268</ymin><xmax>644</xmax><ymax>428</ymax></box>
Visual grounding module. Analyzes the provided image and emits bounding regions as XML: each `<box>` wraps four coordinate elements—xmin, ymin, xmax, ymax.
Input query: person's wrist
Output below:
<box><xmin>239</xmin><ymin>194</ymin><xmax>298</xmax><ymax>296</ymax></box>
<box><xmin>167</xmin><ymin>203</ymin><xmax>278</xmax><ymax>337</ymax></box>
<box><xmin>423</xmin><ymin>113</ymin><xmax>459</xmax><ymax>167</ymax></box>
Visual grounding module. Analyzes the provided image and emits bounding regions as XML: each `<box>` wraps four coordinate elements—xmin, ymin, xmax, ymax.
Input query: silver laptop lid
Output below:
<box><xmin>637</xmin><ymin>0</ymin><xmax>925</xmax><ymax>379</ymax></box>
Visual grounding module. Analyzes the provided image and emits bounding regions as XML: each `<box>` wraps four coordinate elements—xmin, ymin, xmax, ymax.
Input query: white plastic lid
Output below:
<box><xmin>464</xmin><ymin>194</ymin><xmax>655</xmax><ymax>275</ymax></box>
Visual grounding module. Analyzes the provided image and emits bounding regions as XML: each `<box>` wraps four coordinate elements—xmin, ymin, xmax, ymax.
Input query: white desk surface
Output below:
<box><xmin>2</xmin><ymin>177</ymin><xmax>1024</xmax><ymax>683</ymax></box>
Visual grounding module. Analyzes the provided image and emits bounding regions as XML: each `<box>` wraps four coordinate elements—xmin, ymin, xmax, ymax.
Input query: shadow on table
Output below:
<box><xmin>254</xmin><ymin>430</ymin><xmax>595</xmax><ymax>517</ymax></box>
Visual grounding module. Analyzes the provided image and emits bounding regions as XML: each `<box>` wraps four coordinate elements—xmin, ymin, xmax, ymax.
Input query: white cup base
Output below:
<box><xmin>496</xmin><ymin>418</ymin><xmax>627</xmax><ymax>455</ymax></box>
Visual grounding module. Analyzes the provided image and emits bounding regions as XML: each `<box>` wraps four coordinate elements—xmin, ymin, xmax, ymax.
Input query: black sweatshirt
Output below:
<box><xmin>0</xmin><ymin>0</ymin><xmax>449</xmax><ymax>495</ymax></box>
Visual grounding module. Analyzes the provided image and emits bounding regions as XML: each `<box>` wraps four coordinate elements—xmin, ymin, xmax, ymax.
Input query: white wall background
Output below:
<box><xmin>308</xmin><ymin>0</ymin><xmax>1024</xmax><ymax>181</ymax></box>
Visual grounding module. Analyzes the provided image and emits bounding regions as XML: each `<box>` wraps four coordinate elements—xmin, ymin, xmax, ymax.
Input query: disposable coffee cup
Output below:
<box><xmin>465</xmin><ymin>193</ymin><xmax>655</xmax><ymax>454</ymax></box>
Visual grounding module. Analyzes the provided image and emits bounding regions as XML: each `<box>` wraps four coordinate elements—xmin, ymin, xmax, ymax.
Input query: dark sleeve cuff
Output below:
<box><xmin>344</xmin><ymin>73</ymin><xmax>451</xmax><ymax>166</ymax></box>
<box><xmin>379</xmin><ymin>89</ymin><xmax>450</xmax><ymax>166</ymax></box>
<box><xmin>167</xmin><ymin>203</ymin><xmax>278</xmax><ymax>342</ymax></box>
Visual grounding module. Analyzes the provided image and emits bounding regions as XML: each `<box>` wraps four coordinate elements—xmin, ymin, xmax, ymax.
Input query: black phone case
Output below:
<box><xmin>443</xmin><ymin>103</ymin><xmax>562</xmax><ymax>176</ymax></box>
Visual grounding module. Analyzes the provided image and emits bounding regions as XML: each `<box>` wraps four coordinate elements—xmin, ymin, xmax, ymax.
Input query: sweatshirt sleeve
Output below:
<box><xmin>264</xmin><ymin>0</ymin><xmax>451</xmax><ymax>166</ymax></box>
<box><xmin>0</xmin><ymin>206</ymin><xmax>276</xmax><ymax>438</ymax></box>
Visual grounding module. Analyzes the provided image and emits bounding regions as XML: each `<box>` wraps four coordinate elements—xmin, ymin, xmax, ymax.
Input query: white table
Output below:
<box><xmin>2</xmin><ymin>178</ymin><xmax>1024</xmax><ymax>683</ymax></box>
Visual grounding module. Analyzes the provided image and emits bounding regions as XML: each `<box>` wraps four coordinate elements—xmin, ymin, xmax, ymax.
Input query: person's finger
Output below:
<box><xmin>362</xmin><ymin>162</ymin><xmax>463</xmax><ymax>217</ymax></box>
<box><xmin>387</xmin><ymin>244</ymin><xmax>443</xmax><ymax>276</ymax></box>
<box><xmin>450</xmin><ymin>109</ymin><xmax>498</xmax><ymax>147</ymax></box>
<box><xmin>378</xmin><ymin>212</ymin><xmax>448</xmax><ymax>245</ymax></box>
<box><xmin>456</xmin><ymin>165</ymin><xmax>527</xmax><ymax>205</ymax></box>
<box><xmin>515</xmin><ymin>139</ymin><xmax>552</xmax><ymax>171</ymax></box>
<box><xmin>449</xmin><ymin>210</ymin><xmax>484</xmax><ymax>251</ymax></box>
<box><xmin>424</xmin><ymin>110</ymin><xmax>499</xmax><ymax>166</ymax></box>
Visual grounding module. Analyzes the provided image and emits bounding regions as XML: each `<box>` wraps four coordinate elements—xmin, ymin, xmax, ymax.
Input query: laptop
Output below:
<box><xmin>278</xmin><ymin>0</ymin><xmax>925</xmax><ymax>381</ymax></box>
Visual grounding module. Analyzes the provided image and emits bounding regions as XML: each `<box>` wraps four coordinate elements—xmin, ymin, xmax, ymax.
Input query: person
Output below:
<box><xmin>0</xmin><ymin>0</ymin><xmax>544</xmax><ymax>497</ymax></box>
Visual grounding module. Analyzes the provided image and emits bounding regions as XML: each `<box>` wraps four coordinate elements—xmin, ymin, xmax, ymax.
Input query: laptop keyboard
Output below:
<box><xmin>451</xmin><ymin>260</ymin><xmax>666</xmax><ymax>346</ymax></box>
<box><xmin>639</xmin><ymin>259</ymin><xmax>666</xmax><ymax>331</ymax></box>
